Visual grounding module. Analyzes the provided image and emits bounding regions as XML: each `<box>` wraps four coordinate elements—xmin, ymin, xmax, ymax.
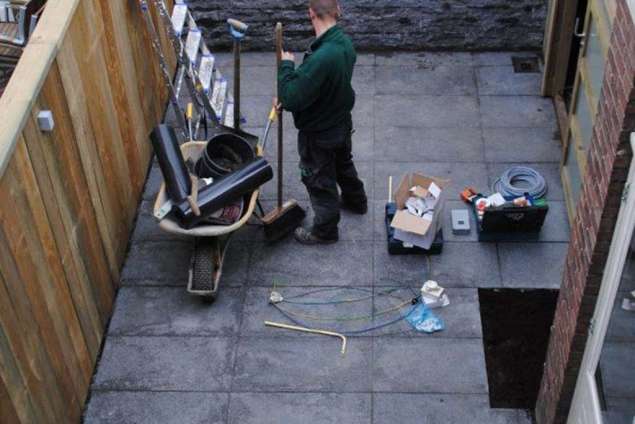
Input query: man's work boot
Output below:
<box><xmin>340</xmin><ymin>198</ymin><xmax>368</xmax><ymax>215</ymax></box>
<box><xmin>294</xmin><ymin>227</ymin><xmax>338</xmax><ymax>245</ymax></box>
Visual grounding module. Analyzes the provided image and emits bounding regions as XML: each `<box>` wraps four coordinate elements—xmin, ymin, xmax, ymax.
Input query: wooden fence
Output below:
<box><xmin>0</xmin><ymin>0</ymin><xmax>174</xmax><ymax>422</ymax></box>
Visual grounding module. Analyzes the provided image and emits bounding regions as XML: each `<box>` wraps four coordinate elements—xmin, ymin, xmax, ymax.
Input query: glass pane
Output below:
<box><xmin>597</xmin><ymin>230</ymin><xmax>635</xmax><ymax>423</ymax></box>
<box><xmin>575</xmin><ymin>87</ymin><xmax>594</xmax><ymax>151</ymax></box>
<box><xmin>564</xmin><ymin>138</ymin><xmax>583</xmax><ymax>207</ymax></box>
<box><xmin>585</xmin><ymin>17</ymin><xmax>606</xmax><ymax>101</ymax></box>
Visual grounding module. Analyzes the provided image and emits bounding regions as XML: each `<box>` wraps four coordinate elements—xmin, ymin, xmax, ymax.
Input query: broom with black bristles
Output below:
<box><xmin>262</xmin><ymin>22</ymin><xmax>306</xmax><ymax>242</ymax></box>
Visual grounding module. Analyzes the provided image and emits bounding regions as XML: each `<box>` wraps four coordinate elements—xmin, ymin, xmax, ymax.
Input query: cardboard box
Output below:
<box><xmin>391</xmin><ymin>173</ymin><xmax>450</xmax><ymax>249</ymax></box>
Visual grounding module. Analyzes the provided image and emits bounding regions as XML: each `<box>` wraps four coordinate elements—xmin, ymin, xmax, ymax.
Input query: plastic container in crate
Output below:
<box><xmin>385</xmin><ymin>203</ymin><xmax>443</xmax><ymax>255</ymax></box>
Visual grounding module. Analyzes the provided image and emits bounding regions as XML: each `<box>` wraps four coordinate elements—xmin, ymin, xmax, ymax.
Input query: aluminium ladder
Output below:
<box><xmin>139</xmin><ymin>0</ymin><xmax>244</xmax><ymax>140</ymax></box>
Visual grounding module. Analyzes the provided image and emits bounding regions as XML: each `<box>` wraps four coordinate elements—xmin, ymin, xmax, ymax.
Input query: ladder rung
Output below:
<box><xmin>184</xmin><ymin>27</ymin><xmax>201</xmax><ymax>64</ymax></box>
<box><xmin>210</xmin><ymin>76</ymin><xmax>227</xmax><ymax>121</ymax></box>
<box><xmin>198</xmin><ymin>53</ymin><xmax>214</xmax><ymax>94</ymax></box>
<box><xmin>170</xmin><ymin>3</ymin><xmax>187</xmax><ymax>36</ymax></box>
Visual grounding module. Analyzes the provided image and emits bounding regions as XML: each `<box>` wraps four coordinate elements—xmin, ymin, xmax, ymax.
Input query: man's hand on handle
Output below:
<box><xmin>272</xmin><ymin>97</ymin><xmax>282</xmax><ymax>113</ymax></box>
<box><xmin>281</xmin><ymin>51</ymin><xmax>295</xmax><ymax>62</ymax></box>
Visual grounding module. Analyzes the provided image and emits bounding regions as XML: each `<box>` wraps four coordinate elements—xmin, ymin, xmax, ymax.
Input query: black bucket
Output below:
<box><xmin>196</xmin><ymin>133</ymin><xmax>255</xmax><ymax>179</ymax></box>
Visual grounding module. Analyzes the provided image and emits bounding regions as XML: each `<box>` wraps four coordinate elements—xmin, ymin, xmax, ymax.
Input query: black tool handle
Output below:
<box><xmin>275</xmin><ymin>22</ymin><xmax>284</xmax><ymax>209</ymax></box>
<box><xmin>233</xmin><ymin>38</ymin><xmax>241</xmax><ymax>130</ymax></box>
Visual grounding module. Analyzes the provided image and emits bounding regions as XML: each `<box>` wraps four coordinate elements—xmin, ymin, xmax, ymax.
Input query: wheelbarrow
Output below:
<box><xmin>152</xmin><ymin>140</ymin><xmax>262</xmax><ymax>299</ymax></box>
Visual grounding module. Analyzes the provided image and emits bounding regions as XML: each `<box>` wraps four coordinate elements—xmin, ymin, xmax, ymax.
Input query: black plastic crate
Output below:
<box><xmin>474</xmin><ymin>203</ymin><xmax>549</xmax><ymax>242</ymax></box>
<box><xmin>385</xmin><ymin>203</ymin><xmax>443</xmax><ymax>255</ymax></box>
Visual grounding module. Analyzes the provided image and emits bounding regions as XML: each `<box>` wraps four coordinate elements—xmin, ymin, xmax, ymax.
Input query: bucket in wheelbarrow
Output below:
<box><xmin>195</xmin><ymin>132</ymin><xmax>256</xmax><ymax>179</ymax></box>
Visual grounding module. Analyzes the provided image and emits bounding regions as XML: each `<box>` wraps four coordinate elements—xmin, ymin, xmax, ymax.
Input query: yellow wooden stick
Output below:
<box><xmin>264</xmin><ymin>321</ymin><xmax>347</xmax><ymax>355</ymax></box>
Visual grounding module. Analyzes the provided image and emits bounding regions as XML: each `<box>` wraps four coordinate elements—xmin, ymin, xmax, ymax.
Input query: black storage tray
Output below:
<box><xmin>385</xmin><ymin>203</ymin><xmax>443</xmax><ymax>255</ymax></box>
<box><xmin>474</xmin><ymin>203</ymin><xmax>549</xmax><ymax>242</ymax></box>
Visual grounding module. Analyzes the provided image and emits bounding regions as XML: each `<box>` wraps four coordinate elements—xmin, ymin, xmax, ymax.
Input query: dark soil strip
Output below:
<box><xmin>479</xmin><ymin>288</ymin><xmax>559</xmax><ymax>409</ymax></box>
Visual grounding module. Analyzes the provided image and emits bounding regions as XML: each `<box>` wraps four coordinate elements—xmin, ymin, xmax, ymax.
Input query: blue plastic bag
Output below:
<box><xmin>406</xmin><ymin>303</ymin><xmax>445</xmax><ymax>333</ymax></box>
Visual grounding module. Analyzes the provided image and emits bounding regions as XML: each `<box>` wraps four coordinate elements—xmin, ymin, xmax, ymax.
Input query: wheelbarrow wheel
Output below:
<box><xmin>187</xmin><ymin>236</ymin><xmax>231</xmax><ymax>299</ymax></box>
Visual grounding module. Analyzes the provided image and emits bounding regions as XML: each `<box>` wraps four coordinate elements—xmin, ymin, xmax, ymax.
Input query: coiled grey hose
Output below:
<box><xmin>492</xmin><ymin>166</ymin><xmax>548</xmax><ymax>199</ymax></box>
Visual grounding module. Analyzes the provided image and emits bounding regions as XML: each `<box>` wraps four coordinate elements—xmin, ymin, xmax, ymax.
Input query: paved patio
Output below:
<box><xmin>84</xmin><ymin>52</ymin><xmax>568</xmax><ymax>423</ymax></box>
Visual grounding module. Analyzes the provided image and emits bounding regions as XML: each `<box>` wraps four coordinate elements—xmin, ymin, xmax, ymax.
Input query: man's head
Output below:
<box><xmin>309</xmin><ymin>0</ymin><xmax>341</xmax><ymax>22</ymax></box>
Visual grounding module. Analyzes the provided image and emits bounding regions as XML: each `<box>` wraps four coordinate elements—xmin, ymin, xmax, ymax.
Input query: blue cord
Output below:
<box><xmin>281</xmin><ymin>287</ymin><xmax>401</xmax><ymax>306</ymax></box>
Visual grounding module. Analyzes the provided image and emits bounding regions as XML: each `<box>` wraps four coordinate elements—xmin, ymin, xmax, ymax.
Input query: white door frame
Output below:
<box><xmin>568</xmin><ymin>133</ymin><xmax>635</xmax><ymax>423</ymax></box>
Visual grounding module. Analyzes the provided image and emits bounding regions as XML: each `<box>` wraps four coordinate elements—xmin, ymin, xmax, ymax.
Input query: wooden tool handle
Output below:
<box><xmin>275</xmin><ymin>22</ymin><xmax>284</xmax><ymax>208</ymax></box>
<box><xmin>275</xmin><ymin>22</ymin><xmax>283</xmax><ymax>65</ymax></box>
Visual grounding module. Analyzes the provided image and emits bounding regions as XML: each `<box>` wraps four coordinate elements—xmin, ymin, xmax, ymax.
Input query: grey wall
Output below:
<box><xmin>189</xmin><ymin>0</ymin><xmax>548</xmax><ymax>52</ymax></box>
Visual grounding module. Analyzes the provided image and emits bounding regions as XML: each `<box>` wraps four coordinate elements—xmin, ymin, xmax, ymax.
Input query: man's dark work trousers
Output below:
<box><xmin>298</xmin><ymin>120</ymin><xmax>367</xmax><ymax>240</ymax></box>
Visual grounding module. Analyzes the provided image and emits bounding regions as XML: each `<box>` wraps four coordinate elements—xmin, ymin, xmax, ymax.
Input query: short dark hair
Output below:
<box><xmin>309</xmin><ymin>0</ymin><xmax>340</xmax><ymax>19</ymax></box>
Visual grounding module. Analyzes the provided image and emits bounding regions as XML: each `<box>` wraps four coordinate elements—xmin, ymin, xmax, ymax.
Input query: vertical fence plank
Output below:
<box><xmin>0</xmin><ymin>371</ymin><xmax>22</xmax><ymax>424</ymax></box>
<box><xmin>28</xmin><ymin>60</ymin><xmax>115</xmax><ymax>332</ymax></box>
<box><xmin>0</xmin><ymin>218</ymin><xmax>70</xmax><ymax>423</ymax></box>
<box><xmin>22</xmin><ymin>114</ymin><xmax>104</xmax><ymax>356</ymax></box>
<box><xmin>56</xmin><ymin>30</ymin><xmax>122</xmax><ymax>280</ymax></box>
<box><xmin>0</xmin><ymin>156</ymin><xmax>84</xmax><ymax>421</ymax></box>
<box><xmin>97</xmin><ymin>0</ymin><xmax>149</xmax><ymax>195</ymax></box>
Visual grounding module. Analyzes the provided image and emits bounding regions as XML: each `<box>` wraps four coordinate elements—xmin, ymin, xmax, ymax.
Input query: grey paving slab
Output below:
<box><xmin>142</xmin><ymin>162</ymin><xmax>163</xmax><ymax>201</ymax></box>
<box><xmin>373</xmin><ymin>338</ymin><xmax>488</xmax><ymax>393</ymax></box>
<box><xmin>487</xmin><ymin>162</ymin><xmax>565</xmax><ymax>201</ymax></box>
<box><xmin>232</xmin><ymin>337</ymin><xmax>372</xmax><ymax>391</ymax></box>
<box><xmin>374</xmin><ymin>161</ymin><xmax>489</xmax><ymax>201</ymax></box>
<box><xmin>600</xmin><ymin>342</ymin><xmax>635</xmax><ymax>398</ymax></box>
<box><xmin>249</xmin><ymin>239</ymin><xmax>373</xmax><ymax>286</ymax></box>
<box><xmin>483</xmin><ymin>127</ymin><xmax>561</xmax><ymax>163</ymax></box>
<box><xmin>373</xmin><ymin>393</ymin><xmax>527</xmax><ymax>424</ymax></box>
<box><xmin>375</xmin><ymin>65</ymin><xmax>477</xmax><ymax>96</ymax></box>
<box><xmin>376</xmin><ymin>52</ymin><xmax>473</xmax><ymax>67</ymax></box>
<box><xmin>534</xmin><ymin>201</ymin><xmax>571</xmax><ymax>242</ymax></box>
<box><xmin>480</xmin><ymin>95</ymin><xmax>557</xmax><ymax>129</ymax></box>
<box><xmin>429</xmin><ymin>242</ymin><xmax>502</xmax><ymax>288</ymax></box>
<box><xmin>93</xmin><ymin>336</ymin><xmax>234</xmax><ymax>391</ymax></box>
<box><xmin>228</xmin><ymin>392</ymin><xmax>372</xmax><ymax>424</ymax></box>
<box><xmin>353</xmin><ymin>65</ymin><xmax>376</xmax><ymax>95</ymax></box>
<box><xmin>353</xmin><ymin>93</ymin><xmax>375</xmax><ymax>127</ymax></box>
<box><xmin>604</xmin><ymin>397</ymin><xmax>635</xmax><ymax>424</ymax></box>
<box><xmin>498</xmin><ymin>242</ymin><xmax>567</xmax><ymax>289</ymax></box>
<box><xmin>375</xmin><ymin>95</ymin><xmax>480</xmax><ymax>128</ymax></box>
<box><xmin>374</xmin><ymin>126</ymin><xmax>484</xmax><ymax>163</ymax></box>
<box><xmin>373</xmin><ymin>241</ymin><xmax>430</xmax><ymax>286</ymax></box>
<box><xmin>477</xmin><ymin>66</ymin><xmax>542</xmax><ymax>96</ymax></box>
<box><xmin>215</xmin><ymin>52</ymin><xmax>277</xmax><ymax>68</ymax></box>
<box><xmin>84</xmin><ymin>391</ymin><xmax>229</xmax><ymax>424</ymax></box>
<box><xmin>121</xmin><ymin>241</ymin><xmax>193</xmax><ymax>283</ymax></box>
<box><xmin>607</xmin><ymin>292</ymin><xmax>635</xmax><ymax>342</ymax></box>
<box><xmin>223</xmin><ymin>66</ymin><xmax>276</xmax><ymax>96</ymax></box>
<box><xmin>473</xmin><ymin>51</ymin><xmax>540</xmax><ymax>67</ymax></box>
<box><xmin>108</xmin><ymin>287</ymin><xmax>242</xmax><ymax>337</ymax></box>
<box><xmin>372</xmin><ymin>288</ymin><xmax>483</xmax><ymax>338</ymax></box>
<box><xmin>240</xmin><ymin>287</ymin><xmax>374</xmax><ymax>336</ymax></box>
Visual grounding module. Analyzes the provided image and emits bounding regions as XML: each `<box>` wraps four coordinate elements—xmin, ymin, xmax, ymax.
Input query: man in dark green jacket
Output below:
<box><xmin>278</xmin><ymin>0</ymin><xmax>367</xmax><ymax>245</ymax></box>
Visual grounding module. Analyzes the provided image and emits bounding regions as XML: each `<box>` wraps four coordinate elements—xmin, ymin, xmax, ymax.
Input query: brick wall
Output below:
<box><xmin>535</xmin><ymin>1</ymin><xmax>635</xmax><ymax>423</ymax></box>
<box><xmin>189</xmin><ymin>0</ymin><xmax>548</xmax><ymax>52</ymax></box>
